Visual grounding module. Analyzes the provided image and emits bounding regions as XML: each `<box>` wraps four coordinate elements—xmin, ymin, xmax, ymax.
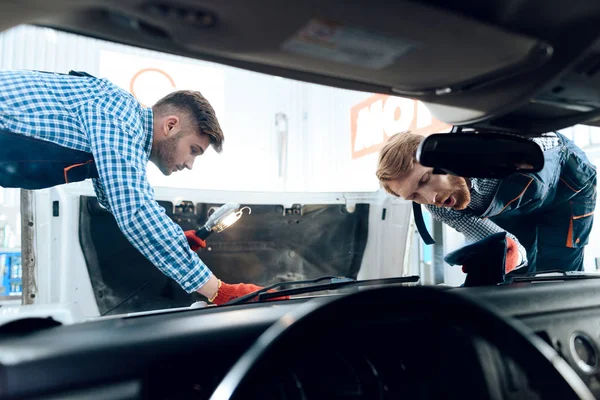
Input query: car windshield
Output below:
<box><xmin>0</xmin><ymin>25</ymin><xmax>598</xmax><ymax>316</ymax></box>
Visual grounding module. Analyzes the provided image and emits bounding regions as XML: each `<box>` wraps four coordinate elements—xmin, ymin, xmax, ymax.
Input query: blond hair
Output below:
<box><xmin>376</xmin><ymin>131</ymin><xmax>424</xmax><ymax>195</ymax></box>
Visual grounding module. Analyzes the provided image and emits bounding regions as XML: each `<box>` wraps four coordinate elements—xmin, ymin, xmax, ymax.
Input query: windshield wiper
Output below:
<box><xmin>226</xmin><ymin>275</ymin><xmax>420</xmax><ymax>305</ymax></box>
<box><xmin>511</xmin><ymin>270</ymin><xmax>600</xmax><ymax>282</ymax></box>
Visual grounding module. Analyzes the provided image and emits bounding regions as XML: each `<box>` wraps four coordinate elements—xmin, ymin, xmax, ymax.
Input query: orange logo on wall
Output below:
<box><xmin>129</xmin><ymin>68</ymin><xmax>176</xmax><ymax>107</ymax></box>
<box><xmin>350</xmin><ymin>94</ymin><xmax>451</xmax><ymax>159</ymax></box>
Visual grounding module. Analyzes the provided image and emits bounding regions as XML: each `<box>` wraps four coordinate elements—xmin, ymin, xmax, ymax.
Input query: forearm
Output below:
<box><xmin>197</xmin><ymin>275</ymin><xmax>219</xmax><ymax>299</ymax></box>
<box><xmin>118</xmin><ymin>200</ymin><xmax>213</xmax><ymax>292</ymax></box>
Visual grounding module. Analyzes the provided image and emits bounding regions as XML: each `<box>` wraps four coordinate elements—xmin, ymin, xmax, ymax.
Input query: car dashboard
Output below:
<box><xmin>1</xmin><ymin>279</ymin><xmax>600</xmax><ymax>399</ymax></box>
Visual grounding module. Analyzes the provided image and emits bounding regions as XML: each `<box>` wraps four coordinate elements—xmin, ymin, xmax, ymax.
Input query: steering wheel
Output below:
<box><xmin>210</xmin><ymin>285</ymin><xmax>594</xmax><ymax>399</ymax></box>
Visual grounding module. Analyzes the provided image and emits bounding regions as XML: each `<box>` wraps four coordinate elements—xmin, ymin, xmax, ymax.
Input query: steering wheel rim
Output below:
<box><xmin>210</xmin><ymin>285</ymin><xmax>594</xmax><ymax>400</ymax></box>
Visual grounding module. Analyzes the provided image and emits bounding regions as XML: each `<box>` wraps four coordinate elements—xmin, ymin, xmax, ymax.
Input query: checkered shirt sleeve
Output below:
<box><xmin>79</xmin><ymin>100</ymin><xmax>212</xmax><ymax>294</ymax></box>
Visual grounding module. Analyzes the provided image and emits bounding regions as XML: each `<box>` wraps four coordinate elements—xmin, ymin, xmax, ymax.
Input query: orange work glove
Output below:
<box><xmin>505</xmin><ymin>236</ymin><xmax>520</xmax><ymax>274</ymax></box>
<box><xmin>209</xmin><ymin>280</ymin><xmax>290</xmax><ymax>305</ymax></box>
<box><xmin>184</xmin><ymin>230</ymin><xmax>206</xmax><ymax>252</ymax></box>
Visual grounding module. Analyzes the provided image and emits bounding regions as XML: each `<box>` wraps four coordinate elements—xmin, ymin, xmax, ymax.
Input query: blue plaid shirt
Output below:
<box><xmin>0</xmin><ymin>70</ymin><xmax>212</xmax><ymax>293</ymax></box>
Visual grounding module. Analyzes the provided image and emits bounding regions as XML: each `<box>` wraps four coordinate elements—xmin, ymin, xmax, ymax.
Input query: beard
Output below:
<box><xmin>434</xmin><ymin>175</ymin><xmax>471</xmax><ymax>210</ymax></box>
<box><xmin>152</xmin><ymin>133</ymin><xmax>183</xmax><ymax>176</ymax></box>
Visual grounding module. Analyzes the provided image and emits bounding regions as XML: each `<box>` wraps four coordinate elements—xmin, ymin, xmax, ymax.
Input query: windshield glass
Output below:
<box><xmin>0</xmin><ymin>25</ymin><xmax>598</xmax><ymax>316</ymax></box>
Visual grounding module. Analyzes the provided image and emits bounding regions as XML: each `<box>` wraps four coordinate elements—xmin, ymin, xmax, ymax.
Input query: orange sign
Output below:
<box><xmin>129</xmin><ymin>68</ymin><xmax>176</xmax><ymax>107</ymax></box>
<box><xmin>350</xmin><ymin>94</ymin><xmax>451</xmax><ymax>159</ymax></box>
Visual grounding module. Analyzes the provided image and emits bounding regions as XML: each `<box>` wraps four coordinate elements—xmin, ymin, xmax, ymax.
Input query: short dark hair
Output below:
<box><xmin>153</xmin><ymin>90</ymin><xmax>224</xmax><ymax>153</ymax></box>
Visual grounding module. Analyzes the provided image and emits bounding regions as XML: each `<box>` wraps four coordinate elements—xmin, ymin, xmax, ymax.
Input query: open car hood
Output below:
<box><xmin>2</xmin><ymin>0</ymin><xmax>600</xmax><ymax>133</ymax></box>
<box><xmin>79</xmin><ymin>197</ymin><xmax>369</xmax><ymax>315</ymax></box>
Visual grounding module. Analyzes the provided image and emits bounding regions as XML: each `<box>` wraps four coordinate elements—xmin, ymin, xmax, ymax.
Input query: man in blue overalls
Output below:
<box><xmin>0</xmin><ymin>69</ymin><xmax>277</xmax><ymax>305</ymax></box>
<box><xmin>376</xmin><ymin>130</ymin><xmax>597</xmax><ymax>275</ymax></box>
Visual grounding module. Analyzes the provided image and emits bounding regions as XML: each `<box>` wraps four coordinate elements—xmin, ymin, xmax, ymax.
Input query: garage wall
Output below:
<box><xmin>0</xmin><ymin>25</ymin><xmax>398</xmax><ymax>193</ymax></box>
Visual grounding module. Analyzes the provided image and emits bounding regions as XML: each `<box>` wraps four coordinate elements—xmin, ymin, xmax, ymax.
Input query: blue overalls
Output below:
<box><xmin>480</xmin><ymin>133</ymin><xmax>596</xmax><ymax>273</ymax></box>
<box><xmin>0</xmin><ymin>71</ymin><xmax>99</xmax><ymax>189</ymax></box>
<box><xmin>0</xmin><ymin>129</ymin><xmax>99</xmax><ymax>189</ymax></box>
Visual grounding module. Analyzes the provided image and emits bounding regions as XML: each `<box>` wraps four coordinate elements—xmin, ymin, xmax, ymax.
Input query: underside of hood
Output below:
<box><xmin>2</xmin><ymin>0</ymin><xmax>600</xmax><ymax>133</ymax></box>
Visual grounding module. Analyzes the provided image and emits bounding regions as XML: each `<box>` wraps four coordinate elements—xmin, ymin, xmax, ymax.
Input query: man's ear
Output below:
<box><xmin>163</xmin><ymin>115</ymin><xmax>180</xmax><ymax>137</ymax></box>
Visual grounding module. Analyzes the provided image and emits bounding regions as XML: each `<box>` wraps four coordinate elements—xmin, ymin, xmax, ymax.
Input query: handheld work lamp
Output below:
<box><xmin>194</xmin><ymin>202</ymin><xmax>251</xmax><ymax>240</ymax></box>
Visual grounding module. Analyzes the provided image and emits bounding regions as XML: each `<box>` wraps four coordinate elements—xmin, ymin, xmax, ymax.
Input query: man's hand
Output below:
<box><xmin>457</xmin><ymin>235</ymin><xmax>521</xmax><ymax>275</ymax></box>
<box><xmin>207</xmin><ymin>280</ymin><xmax>291</xmax><ymax>305</ymax></box>
<box><xmin>505</xmin><ymin>237</ymin><xmax>520</xmax><ymax>274</ymax></box>
<box><xmin>211</xmin><ymin>281</ymin><xmax>262</xmax><ymax>305</ymax></box>
<box><xmin>444</xmin><ymin>232</ymin><xmax>518</xmax><ymax>286</ymax></box>
<box><xmin>184</xmin><ymin>230</ymin><xmax>206</xmax><ymax>251</ymax></box>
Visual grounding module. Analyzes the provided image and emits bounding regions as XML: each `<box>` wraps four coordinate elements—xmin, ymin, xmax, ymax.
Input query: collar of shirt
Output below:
<box><xmin>141</xmin><ymin>107</ymin><xmax>154</xmax><ymax>162</ymax></box>
<box><xmin>467</xmin><ymin>177</ymin><xmax>502</xmax><ymax>214</ymax></box>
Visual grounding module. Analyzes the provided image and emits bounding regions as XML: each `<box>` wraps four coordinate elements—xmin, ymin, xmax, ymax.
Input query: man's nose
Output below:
<box><xmin>420</xmin><ymin>189</ymin><xmax>437</xmax><ymax>205</ymax></box>
<box><xmin>185</xmin><ymin>158</ymin><xmax>195</xmax><ymax>170</ymax></box>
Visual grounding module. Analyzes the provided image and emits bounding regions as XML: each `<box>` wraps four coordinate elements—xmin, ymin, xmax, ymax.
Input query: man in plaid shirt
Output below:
<box><xmin>376</xmin><ymin>130</ymin><xmax>597</xmax><ymax>276</ymax></box>
<box><xmin>0</xmin><ymin>69</ymin><xmax>278</xmax><ymax>305</ymax></box>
